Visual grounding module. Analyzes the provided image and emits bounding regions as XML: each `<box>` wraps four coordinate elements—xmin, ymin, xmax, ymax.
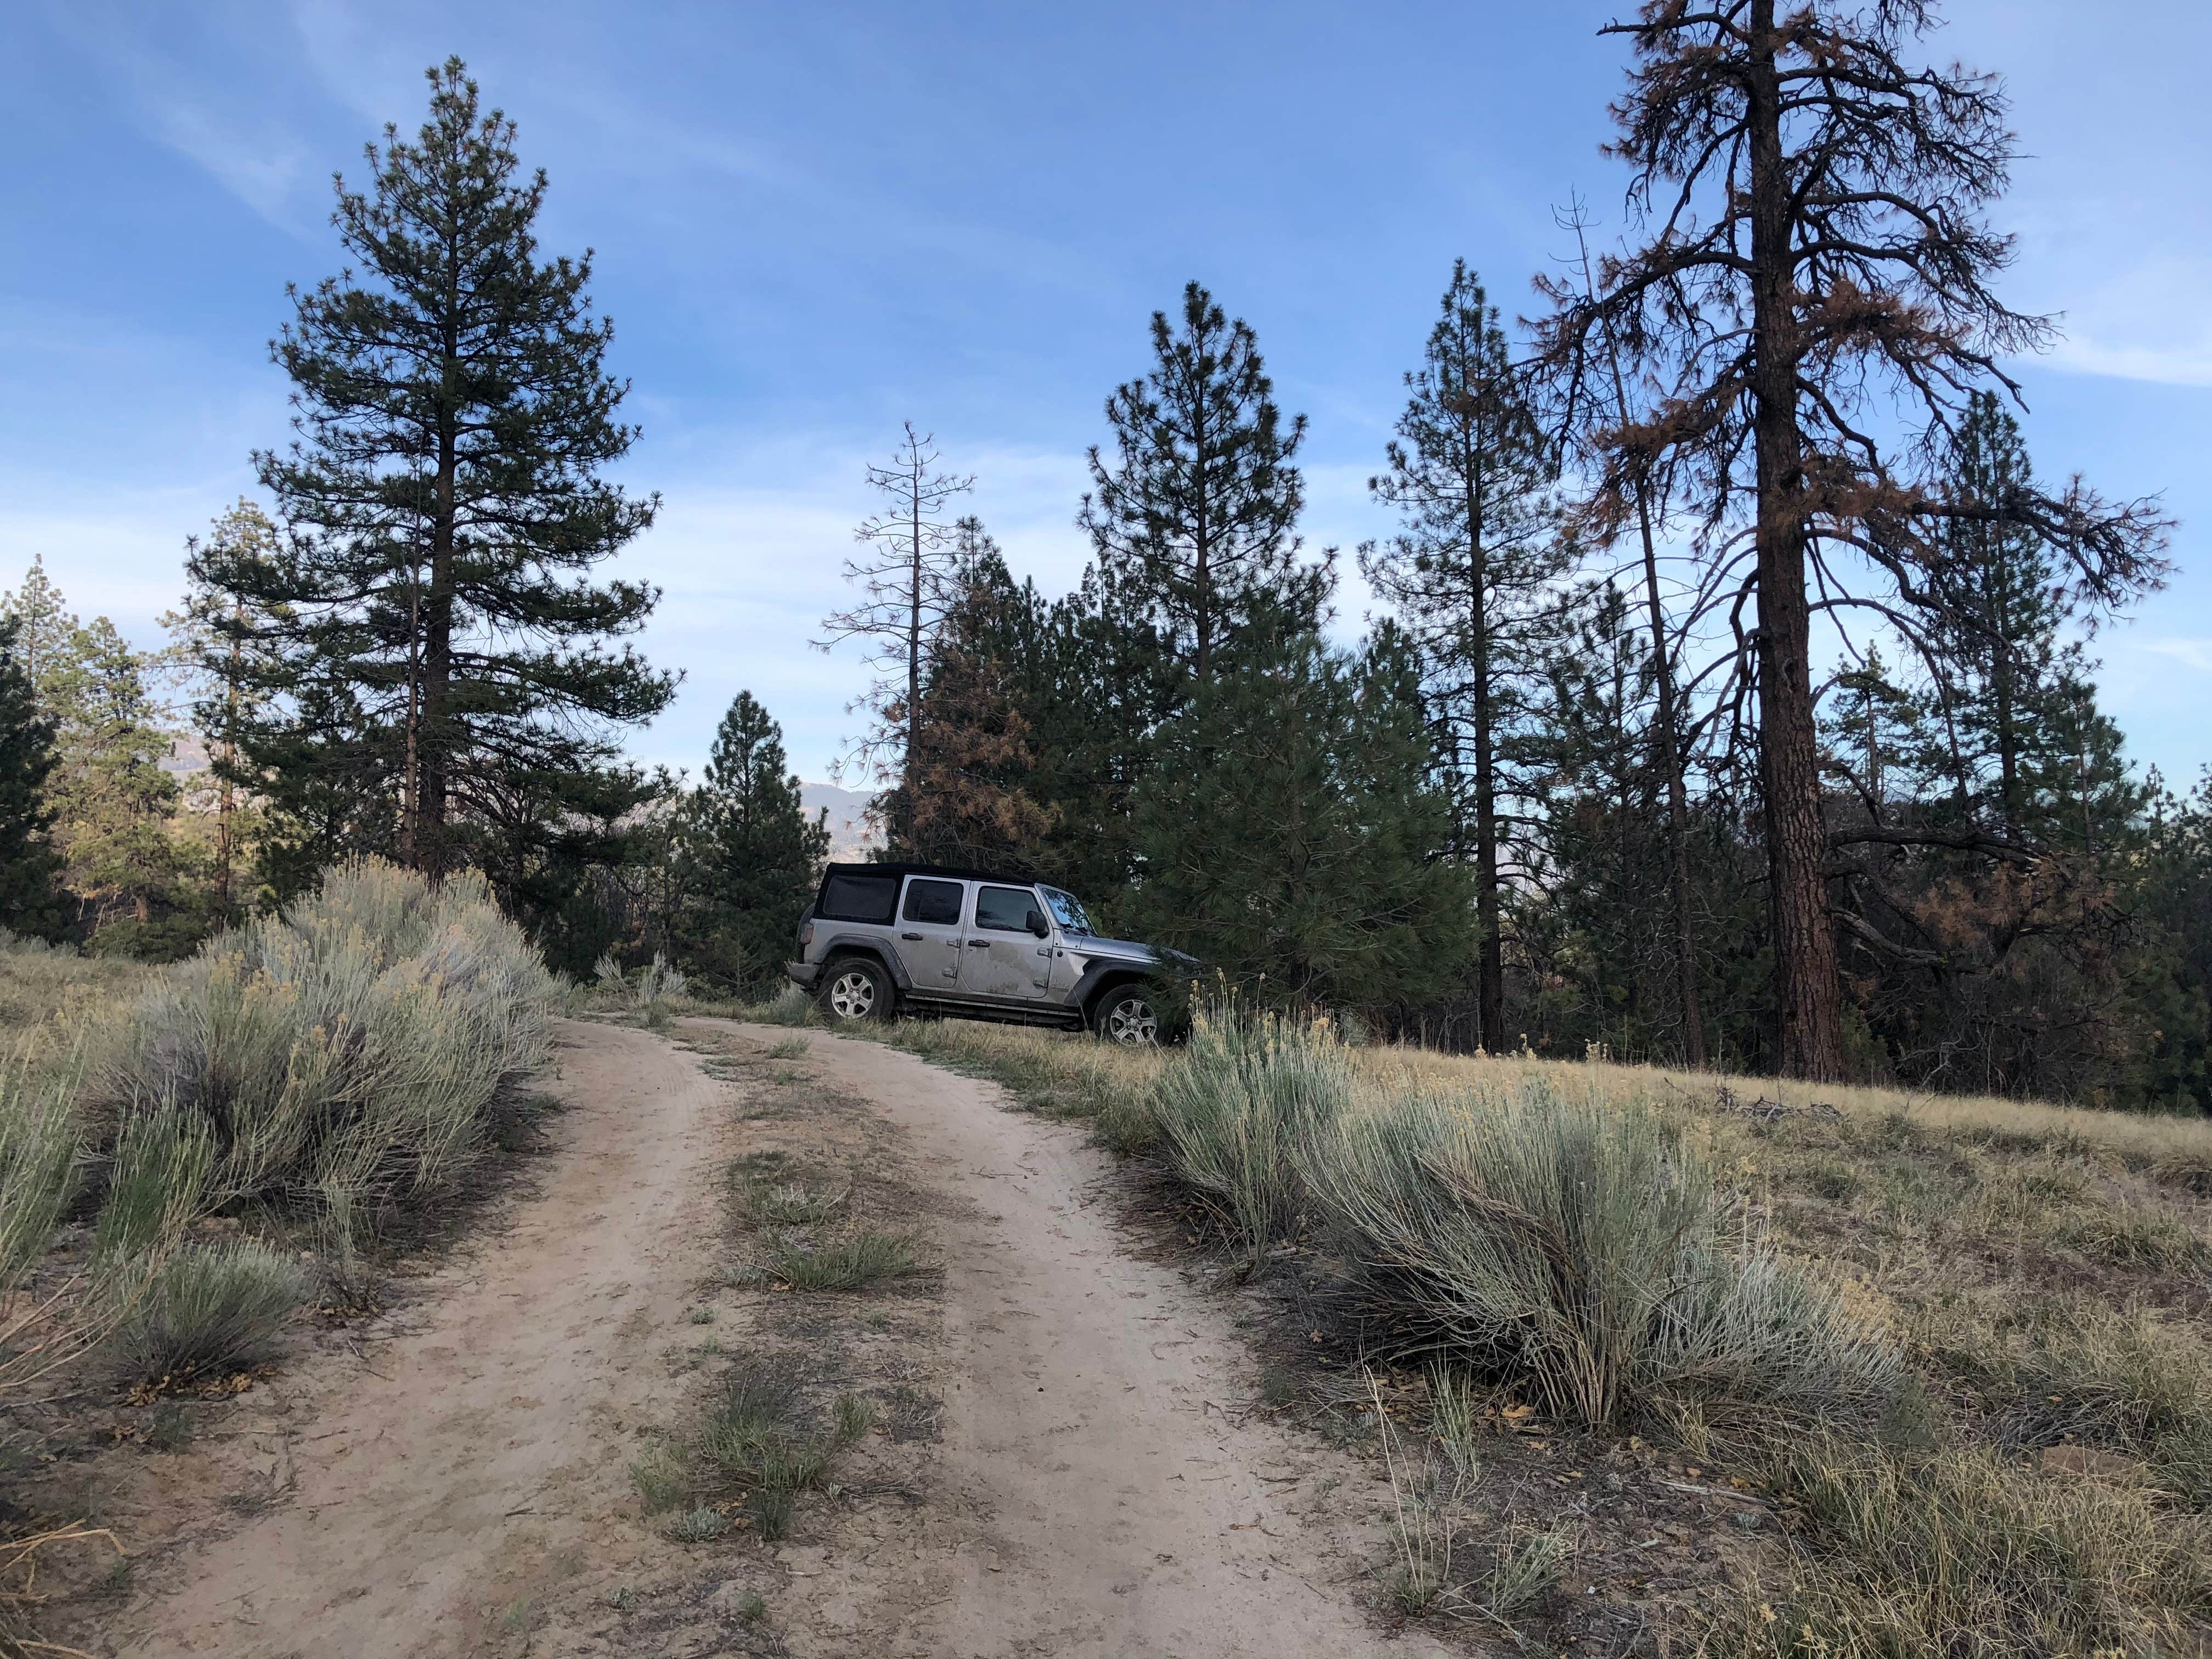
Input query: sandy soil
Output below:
<box><xmin>708</xmin><ymin>1023</ymin><xmax>1448</xmax><ymax>1659</ymax></box>
<box><xmin>99</xmin><ymin>1020</ymin><xmax>732</xmax><ymax>1657</ymax></box>
<box><xmin>88</xmin><ymin>1018</ymin><xmax>1443</xmax><ymax>1658</ymax></box>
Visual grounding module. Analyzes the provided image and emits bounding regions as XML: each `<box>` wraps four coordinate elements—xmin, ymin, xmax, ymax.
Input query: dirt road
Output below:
<box><xmin>101</xmin><ymin>1018</ymin><xmax>1441</xmax><ymax>1658</ymax></box>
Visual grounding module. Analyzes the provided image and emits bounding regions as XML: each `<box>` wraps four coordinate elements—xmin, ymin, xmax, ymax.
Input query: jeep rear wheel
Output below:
<box><xmin>819</xmin><ymin>957</ymin><xmax>891</xmax><ymax>1024</ymax></box>
<box><xmin>1092</xmin><ymin>986</ymin><xmax>1160</xmax><ymax>1046</ymax></box>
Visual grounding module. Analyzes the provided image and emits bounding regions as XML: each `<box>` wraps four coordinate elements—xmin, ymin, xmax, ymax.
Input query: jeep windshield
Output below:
<box><xmin>1040</xmin><ymin>885</ymin><xmax>1095</xmax><ymax>936</ymax></box>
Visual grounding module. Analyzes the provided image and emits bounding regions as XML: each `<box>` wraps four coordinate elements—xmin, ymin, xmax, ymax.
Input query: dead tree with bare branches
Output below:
<box><xmin>816</xmin><ymin>423</ymin><xmax>975</xmax><ymax>842</ymax></box>
<box><xmin>1535</xmin><ymin>0</ymin><xmax>2169</xmax><ymax>1079</ymax></box>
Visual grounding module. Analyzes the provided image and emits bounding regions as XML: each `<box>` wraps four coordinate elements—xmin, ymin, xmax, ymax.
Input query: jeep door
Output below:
<box><xmin>966</xmin><ymin>884</ymin><xmax>1056</xmax><ymax>1002</ymax></box>
<box><xmin>893</xmin><ymin>877</ymin><xmax>968</xmax><ymax>990</ymax></box>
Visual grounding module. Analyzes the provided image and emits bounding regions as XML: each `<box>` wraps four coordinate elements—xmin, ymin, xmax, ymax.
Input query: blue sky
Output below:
<box><xmin>3</xmin><ymin>1</ymin><xmax>2208</xmax><ymax>788</ymax></box>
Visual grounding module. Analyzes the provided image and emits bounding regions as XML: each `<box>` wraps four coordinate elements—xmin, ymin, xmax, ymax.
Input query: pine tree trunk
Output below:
<box><xmin>1634</xmin><ymin>483</ymin><xmax>1707</xmax><ymax>1066</ymax></box>
<box><xmin>1992</xmin><ymin>558</ymin><xmax>2022</xmax><ymax>835</ymax></box>
<box><xmin>215</xmin><ymin>609</ymin><xmax>240</xmax><ymax>912</ymax></box>
<box><xmin>1191</xmin><ymin>375</ymin><xmax>1214</xmax><ymax>686</ymax></box>
<box><xmin>1470</xmin><ymin>532</ymin><xmax>1503</xmax><ymax>1054</ymax></box>
<box><xmin>1747</xmin><ymin>0</ymin><xmax>1844</xmax><ymax>1080</ymax></box>
<box><xmin>417</xmin><ymin>433</ymin><xmax>456</xmax><ymax>880</ymax></box>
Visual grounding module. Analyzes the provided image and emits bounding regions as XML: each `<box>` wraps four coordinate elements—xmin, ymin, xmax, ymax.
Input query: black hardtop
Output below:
<box><xmin>817</xmin><ymin>860</ymin><xmax>1039</xmax><ymax>891</ymax></box>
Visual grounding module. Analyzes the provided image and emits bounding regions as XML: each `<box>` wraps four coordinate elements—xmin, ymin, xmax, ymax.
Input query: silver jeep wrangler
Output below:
<box><xmin>785</xmin><ymin>862</ymin><xmax>1177</xmax><ymax>1045</ymax></box>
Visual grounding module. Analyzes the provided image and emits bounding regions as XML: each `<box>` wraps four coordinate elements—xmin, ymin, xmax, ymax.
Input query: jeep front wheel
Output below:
<box><xmin>819</xmin><ymin>957</ymin><xmax>891</xmax><ymax>1024</ymax></box>
<box><xmin>1092</xmin><ymin>986</ymin><xmax>1160</xmax><ymax>1046</ymax></box>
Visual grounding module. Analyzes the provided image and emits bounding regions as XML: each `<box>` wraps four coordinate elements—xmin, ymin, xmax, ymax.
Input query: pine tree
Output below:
<box><xmin>888</xmin><ymin>522</ymin><xmax>1056</xmax><ymax>869</ymax></box>
<box><xmin>163</xmin><ymin>501</ymin><xmax>290</xmax><ymax>916</ymax></box>
<box><xmin>1</xmin><ymin>555</ymin><xmax>80</xmax><ymax>717</ymax></box>
<box><xmin>1526</xmin><ymin>584</ymin><xmax>1673</xmax><ymax>1058</ymax></box>
<box><xmin>1081</xmin><ymin>282</ymin><xmax>1330</xmax><ymax>688</ymax></box>
<box><xmin>1927</xmin><ymin>393</ymin><xmax>2068</xmax><ymax>833</ymax></box>
<box><xmin>817</xmin><ymin>425</ymin><xmax>975</xmax><ymax>831</ymax></box>
<box><xmin>684</xmin><ymin>692</ymin><xmax>829</xmax><ymax>994</ymax></box>
<box><xmin>45</xmin><ymin>616</ymin><xmax>191</xmax><ymax>942</ymax></box>
<box><xmin>2038</xmin><ymin>668</ymin><xmax>2146</xmax><ymax>860</ymax></box>
<box><xmin>1538</xmin><ymin>2</ymin><xmax>2167</xmax><ymax>1078</ymax></box>
<box><xmin>0</xmin><ymin>616</ymin><xmax>62</xmax><ymax>936</ymax></box>
<box><xmin>1130</xmin><ymin>623</ymin><xmax>1474</xmax><ymax>1018</ymax></box>
<box><xmin>1362</xmin><ymin>261</ymin><xmax>1567</xmax><ymax>1052</ymax></box>
<box><xmin>202</xmin><ymin>59</ymin><xmax>673</xmax><ymax>899</ymax></box>
<box><xmin>1820</xmin><ymin>646</ymin><xmax>1931</xmax><ymax>816</ymax></box>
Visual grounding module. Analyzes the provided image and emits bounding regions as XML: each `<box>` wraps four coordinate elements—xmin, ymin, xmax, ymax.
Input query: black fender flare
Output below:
<box><xmin>1066</xmin><ymin>960</ymin><xmax>1155</xmax><ymax>1013</ymax></box>
<box><xmin>817</xmin><ymin>935</ymin><xmax>912</xmax><ymax>992</ymax></box>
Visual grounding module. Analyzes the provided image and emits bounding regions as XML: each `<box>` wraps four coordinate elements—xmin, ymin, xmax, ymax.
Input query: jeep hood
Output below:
<box><xmin>1068</xmin><ymin>937</ymin><xmax>1195</xmax><ymax>969</ymax></box>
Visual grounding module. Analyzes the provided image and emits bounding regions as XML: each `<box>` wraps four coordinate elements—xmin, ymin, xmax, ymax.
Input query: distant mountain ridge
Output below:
<box><xmin>800</xmin><ymin>782</ymin><xmax>883</xmax><ymax>861</ymax></box>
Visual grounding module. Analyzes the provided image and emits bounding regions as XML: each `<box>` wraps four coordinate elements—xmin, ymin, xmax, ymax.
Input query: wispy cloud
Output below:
<box><xmin>2130</xmin><ymin>637</ymin><xmax>2212</xmax><ymax>674</ymax></box>
<box><xmin>40</xmin><ymin>2</ymin><xmax>324</xmax><ymax>230</ymax></box>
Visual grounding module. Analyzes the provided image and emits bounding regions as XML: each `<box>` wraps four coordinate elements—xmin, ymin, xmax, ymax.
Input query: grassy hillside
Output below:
<box><xmin>883</xmin><ymin>1015</ymin><xmax>2212</xmax><ymax>1653</ymax></box>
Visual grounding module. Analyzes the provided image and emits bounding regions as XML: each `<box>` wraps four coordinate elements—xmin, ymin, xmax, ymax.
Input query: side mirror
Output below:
<box><xmin>1025</xmin><ymin>909</ymin><xmax>1051</xmax><ymax>939</ymax></box>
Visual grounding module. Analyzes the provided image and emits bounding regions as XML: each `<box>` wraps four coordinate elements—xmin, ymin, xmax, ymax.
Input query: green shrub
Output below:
<box><xmin>1143</xmin><ymin>1008</ymin><xmax>1352</xmax><ymax>1266</ymax></box>
<box><xmin>738</xmin><ymin>1178</ymin><xmax>843</xmax><ymax>1227</ymax></box>
<box><xmin>88</xmin><ymin>861</ymin><xmax>556</xmax><ymax>1239</ymax></box>
<box><xmin>1296</xmin><ymin>1081</ymin><xmax>1900</xmax><ymax>1426</ymax></box>
<box><xmin>110</xmin><ymin>1240</ymin><xmax>311</xmax><ymax>1385</ymax></box>
<box><xmin>666</xmin><ymin>1504</ymin><xmax>729</xmax><ymax>1543</ymax></box>
<box><xmin>93</xmin><ymin>1104</ymin><xmax>215</xmax><ymax>1263</ymax></box>
<box><xmin>747</xmin><ymin>984</ymin><xmax>815</xmax><ymax>1027</ymax></box>
<box><xmin>0</xmin><ymin>1058</ymin><xmax>77</xmax><ymax>1302</ymax></box>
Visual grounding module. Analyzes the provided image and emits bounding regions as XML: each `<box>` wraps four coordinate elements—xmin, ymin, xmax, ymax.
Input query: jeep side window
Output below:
<box><xmin>901</xmin><ymin>878</ymin><xmax>963</xmax><ymax>926</ymax></box>
<box><xmin>974</xmin><ymin>885</ymin><xmax>1039</xmax><ymax>933</ymax></box>
<box><xmin>819</xmin><ymin>872</ymin><xmax>898</xmax><ymax>923</ymax></box>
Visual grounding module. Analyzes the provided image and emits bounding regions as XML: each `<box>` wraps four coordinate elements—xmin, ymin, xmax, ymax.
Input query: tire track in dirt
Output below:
<box><xmin>105</xmin><ymin>1018</ymin><xmax>1443</xmax><ymax>1658</ymax></box>
<box><xmin>708</xmin><ymin>1022</ymin><xmax>1447</xmax><ymax>1659</ymax></box>
<box><xmin>106</xmin><ymin>1021</ymin><xmax>733</xmax><ymax>1657</ymax></box>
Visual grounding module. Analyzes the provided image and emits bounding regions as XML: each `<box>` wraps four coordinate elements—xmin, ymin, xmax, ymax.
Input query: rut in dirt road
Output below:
<box><xmin>708</xmin><ymin>1022</ymin><xmax>1448</xmax><ymax>1659</ymax></box>
<box><xmin>104</xmin><ymin>1022</ymin><xmax>734</xmax><ymax>1657</ymax></box>
<box><xmin>101</xmin><ymin>1018</ymin><xmax>1441</xmax><ymax>1659</ymax></box>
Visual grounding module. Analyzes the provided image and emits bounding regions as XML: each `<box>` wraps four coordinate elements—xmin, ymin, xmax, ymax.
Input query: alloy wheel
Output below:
<box><xmin>1104</xmin><ymin>994</ymin><xmax>1159</xmax><ymax>1046</ymax></box>
<box><xmin>827</xmin><ymin>969</ymin><xmax>877</xmax><ymax>1020</ymax></box>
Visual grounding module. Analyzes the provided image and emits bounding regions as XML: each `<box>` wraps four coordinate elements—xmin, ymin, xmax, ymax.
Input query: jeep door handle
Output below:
<box><xmin>966</xmin><ymin>939</ymin><xmax>991</xmax><ymax>949</ymax></box>
<box><xmin>900</xmin><ymin>932</ymin><xmax>923</xmax><ymax>941</ymax></box>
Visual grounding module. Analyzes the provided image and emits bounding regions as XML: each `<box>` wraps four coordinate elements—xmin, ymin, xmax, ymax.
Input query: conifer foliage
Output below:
<box><xmin>0</xmin><ymin>616</ymin><xmax>61</xmax><ymax>936</ymax></box>
<box><xmin>1363</xmin><ymin>261</ymin><xmax>1566</xmax><ymax>1052</ymax></box>
<box><xmin>679</xmin><ymin>692</ymin><xmax>829</xmax><ymax>993</ymax></box>
<box><xmin>197</xmin><ymin>58</ymin><xmax>672</xmax><ymax>902</ymax></box>
<box><xmin>1536</xmin><ymin>0</ymin><xmax>2169</xmax><ymax>1078</ymax></box>
<box><xmin>1131</xmin><ymin>623</ymin><xmax>1475</xmax><ymax>1016</ymax></box>
<box><xmin>1082</xmin><ymin>282</ymin><xmax>1330</xmax><ymax>686</ymax></box>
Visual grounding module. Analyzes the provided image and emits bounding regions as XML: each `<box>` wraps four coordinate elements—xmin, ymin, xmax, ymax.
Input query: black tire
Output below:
<box><xmin>1090</xmin><ymin>983</ymin><xmax>1162</xmax><ymax>1047</ymax></box>
<box><xmin>817</xmin><ymin>955</ymin><xmax>893</xmax><ymax>1025</ymax></box>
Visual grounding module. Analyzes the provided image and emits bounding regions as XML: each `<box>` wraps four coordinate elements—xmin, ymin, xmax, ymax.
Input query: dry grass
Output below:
<box><xmin>1359</xmin><ymin>1045</ymin><xmax>2212</xmax><ymax>1167</ymax></box>
<box><xmin>876</xmin><ymin>1016</ymin><xmax>2212</xmax><ymax>1651</ymax></box>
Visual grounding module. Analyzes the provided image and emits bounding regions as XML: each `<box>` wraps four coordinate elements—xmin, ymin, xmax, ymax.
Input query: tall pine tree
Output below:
<box><xmin>682</xmin><ymin>692</ymin><xmax>829</xmax><ymax>994</ymax></box>
<box><xmin>817</xmin><ymin>425</ymin><xmax>975</xmax><ymax>833</ymax></box>
<box><xmin>44</xmin><ymin>617</ymin><xmax>191</xmax><ymax>945</ymax></box>
<box><xmin>199</xmin><ymin>59</ymin><xmax>673</xmax><ymax>903</ymax></box>
<box><xmin>0</xmin><ymin>616</ymin><xmax>61</xmax><ymax>937</ymax></box>
<box><xmin>1081</xmin><ymin>282</ymin><xmax>1330</xmax><ymax>688</ymax></box>
<box><xmin>1130</xmin><ymin>623</ymin><xmax>1474</xmax><ymax>1019</ymax></box>
<box><xmin>885</xmin><ymin>522</ymin><xmax>1057</xmax><ymax>870</ymax></box>
<box><xmin>165</xmin><ymin>501</ymin><xmax>290</xmax><ymax>917</ymax></box>
<box><xmin>1362</xmin><ymin>261</ymin><xmax>1567</xmax><ymax>1052</ymax></box>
